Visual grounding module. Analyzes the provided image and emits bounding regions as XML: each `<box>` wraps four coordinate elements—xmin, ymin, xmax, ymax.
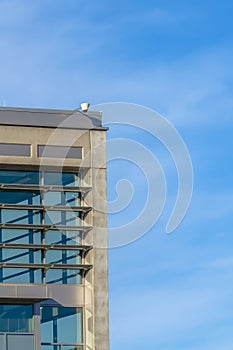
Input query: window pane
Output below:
<box><xmin>1</xmin><ymin>248</ymin><xmax>41</xmax><ymax>264</ymax></box>
<box><xmin>0</xmin><ymin>143</ymin><xmax>30</xmax><ymax>157</ymax></box>
<box><xmin>7</xmin><ymin>335</ymin><xmax>34</xmax><ymax>350</ymax></box>
<box><xmin>1</xmin><ymin>209</ymin><xmax>41</xmax><ymax>225</ymax></box>
<box><xmin>46</xmin><ymin>269</ymin><xmax>82</xmax><ymax>284</ymax></box>
<box><xmin>44</xmin><ymin>172</ymin><xmax>80</xmax><ymax>187</ymax></box>
<box><xmin>44</xmin><ymin>192</ymin><xmax>80</xmax><ymax>206</ymax></box>
<box><xmin>0</xmin><ymin>171</ymin><xmax>80</xmax><ymax>186</ymax></box>
<box><xmin>45</xmin><ymin>230</ymin><xmax>82</xmax><ymax>245</ymax></box>
<box><xmin>46</xmin><ymin>250</ymin><xmax>81</xmax><ymax>265</ymax></box>
<box><xmin>0</xmin><ymin>191</ymin><xmax>41</xmax><ymax>205</ymax></box>
<box><xmin>65</xmin><ymin>192</ymin><xmax>81</xmax><ymax>206</ymax></box>
<box><xmin>0</xmin><ymin>229</ymin><xmax>41</xmax><ymax>244</ymax></box>
<box><xmin>0</xmin><ymin>334</ymin><xmax>4</xmax><ymax>350</ymax></box>
<box><xmin>0</xmin><ymin>305</ymin><xmax>33</xmax><ymax>332</ymax></box>
<box><xmin>41</xmin><ymin>307</ymin><xmax>83</xmax><ymax>344</ymax></box>
<box><xmin>1</xmin><ymin>268</ymin><xmax>42</xmax><ymax>284</ymax></box>
<box><xmin>45</xmin><ymin>211</ymin><xmax>80</xmax><ymax>227</ymax></box>
<box><xmin>38</xmin><ymin>145</ymin><xmax>82</xmax><ymax>160</ymax></box>
<box><xmin>0</xmin><ymin>171</ymin><xmax>39</xmax><ymax>185</ymax></box>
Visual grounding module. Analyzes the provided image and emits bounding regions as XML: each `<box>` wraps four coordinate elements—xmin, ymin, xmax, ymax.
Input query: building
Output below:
<box><xmin>0</xmin><ymin>107</ymin><xmax>109</xmax><ymax>350</ymax></box>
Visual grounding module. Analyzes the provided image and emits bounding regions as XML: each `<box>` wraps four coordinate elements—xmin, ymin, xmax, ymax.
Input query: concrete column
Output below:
<box><xmin>90</xmin><ymin>130</ymin><xmax>109</xmax><ymax>350</ymax></box>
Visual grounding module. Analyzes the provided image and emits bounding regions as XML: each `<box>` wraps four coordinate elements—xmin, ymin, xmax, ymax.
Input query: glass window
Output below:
<box><xmin>1</xmin><ymin>209</ymin><xmax>41</xmax><ymax>225</ymax></box>
<box><xmin>45</xmin><ymin>230</ymin><xmax>82</xmax><ymax>245</ymax></box>
<box><xmin>7</xmin><ymin>334</ymin><xmax>34</xmax><ymax>350</ymax></box>
<box><xmin>45</xmin><ymin>211</ymin><xmax>80</xmax><ymax>227</ymax></box>
<box><xmin>0</xmin><ymin>191</ymin><xmax>41</xmax><ymax>205</ymax></box>
<box><xmin>0</xmin><ymin>305</ymin><xmax>33</xmax><ymax>332</ymax></box>
<box><xmin>44</xmin><ymin>172</ymin><xmax>80</xmax><ymax>187</ymax></box>
<box><xmin>0</xmin><ymin>170</ymin><xmax>87</xmax><ymax>287</ymax></box>
<box><xmin>1</xmin><ymin>268</ymin><xmax>42</xmax><ymax>284</ymax></box>
<box><xmin>0</xmin><ymin>229</ymin><xmax>41</xmax><ymax>245</ymax></box>
<box><xmin>0</xmin><ymin>170</ymin><xmax>80</xmax><ymax>187</ymax></box>
<box><xmin>41</xmin><ymin>307</ymin><xmax>83</xmax><ymax>345</ymax></box>
<box><xmin>46</xmin><ymin>250</ymin><xmax>81</xmax><ymax>265</ymax></box>
<box><xmin>38</xmin><ymin>145</ymin><xmax>82</xmax><ymax>160</ymax></box>
<box><xmin>0</xmin><ymin>171</ymin><xmax>39</xmax><ymax>185</ymax></box>
<box><xmin>0</xmin><ymin>334</ymin><xmax>4</xmax><ymax>349</ymax></box>
<box><xmin>1</xmin><ymin>248</ymin><xmax>41</xmax><ymax>264</ymax></box>
<box><xmin>0</xmin><ymin>143</ymin><xmax>31</xmax><ymax>157</ymax></box>
<box><xmin>46</xmin><ymin>269</ymin><xmax>82</xmax><ymax>284</ymax></box>
<box><xmin>44</xmin><ymin>191</ymin><xmax>80</xmax><ymax>206</ymax></box>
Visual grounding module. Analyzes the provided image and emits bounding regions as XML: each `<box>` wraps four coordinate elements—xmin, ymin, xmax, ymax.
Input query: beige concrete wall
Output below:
<box><xmin>0</xmin><ymin>125</ymin><xmax>91</xmax><ymax>168</ymax></box>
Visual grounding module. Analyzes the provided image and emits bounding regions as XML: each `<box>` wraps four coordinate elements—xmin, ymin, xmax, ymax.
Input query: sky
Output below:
<box><xmin>0</xmin><ymin>0</ymin><xmax>233</xmax><ymax>349</ymax></box>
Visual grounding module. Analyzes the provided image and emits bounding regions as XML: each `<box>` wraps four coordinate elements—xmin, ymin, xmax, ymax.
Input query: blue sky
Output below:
<box><xmin>0</xmin><ymin>0</ymin><xmax>233</xmax><ymax>349</ymax></box>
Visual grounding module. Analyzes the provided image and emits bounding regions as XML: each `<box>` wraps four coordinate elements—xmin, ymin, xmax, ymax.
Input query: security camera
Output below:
<box><xmin>80</xmin><ymin>102</ymin><xmax>90</xmax><ymax>113</ymax></box>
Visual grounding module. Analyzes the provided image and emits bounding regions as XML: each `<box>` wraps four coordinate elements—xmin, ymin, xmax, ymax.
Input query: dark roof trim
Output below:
<box><xmin>0</xmin><ymin>106</ymin><xmax>106</xmax><ymax>130</ymax></box>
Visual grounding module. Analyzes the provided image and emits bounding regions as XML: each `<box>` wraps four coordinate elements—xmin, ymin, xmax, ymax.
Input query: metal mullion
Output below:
<box><xmin>28</xmin><ymin>193</ymin><xmax>34</xmax><ymax>283</ymax></box>
<box><xmin>0</xmin><ymin>209</ymin><xmax>2</xmax><ymax>282</ymax></box>
<box><xmin>61</xmin><ymin>191</ymin><xmax>67</xmax><ymax>284</ymax></box>
<box><xmin>41</xmin><ymin>171</ymin><xmax>46</xmax><ymax>284</ymax></box>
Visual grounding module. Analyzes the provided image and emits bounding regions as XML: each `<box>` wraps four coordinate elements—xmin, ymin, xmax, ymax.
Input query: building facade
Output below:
<box><xmin>0</xmin><ymin>107</ymin><xmax>109</xmax><ymax>350</ymax></box>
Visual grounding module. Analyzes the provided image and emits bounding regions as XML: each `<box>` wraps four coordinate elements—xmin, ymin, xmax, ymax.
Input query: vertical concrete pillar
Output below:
<box><xmin>90</xmin><ymin>130</ymin><xmax>109</xmax><ymax>350</ymax></box>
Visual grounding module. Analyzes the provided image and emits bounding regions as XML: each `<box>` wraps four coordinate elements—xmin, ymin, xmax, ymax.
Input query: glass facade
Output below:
<box><xmin>0</xmin><ymin>170</ymin><xmax>90</xmax><ymax>349</ymax></box>
<box><xmin>0</xmin><ymin>305</ymin><xmax>34</xmax><ymax>350</ymax></box>
<box><xmin>0</xmin><ymin>170</ymin><xmax>91</xmax><ymax>285</ymax></box>
<box><xmin>41</xmin><ymin>307</ymin><xmax>83</xmax><ymax>348</ymax></box>
<box><xmin>0</xmin><ymin>305</ymin><xmax>83</xmax><ymax>350</ymax></box>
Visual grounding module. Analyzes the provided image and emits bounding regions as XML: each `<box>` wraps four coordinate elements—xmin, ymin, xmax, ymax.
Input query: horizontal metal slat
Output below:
<box><xmin>0</xmin><ymin>223</ymin><xmax>92</xmax><ymax>232</ymax></box>
<box><xmin>0</xmin><ymin>262</ymin><xmax>92</xmax><ymax>271</ymax></box>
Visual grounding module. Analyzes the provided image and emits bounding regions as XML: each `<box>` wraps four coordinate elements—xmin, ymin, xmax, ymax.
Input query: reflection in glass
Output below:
<box><xmin>44</xmin><ymin>191</ymin><xmax>80</xmax><ymax>207</ymax></box>
<box><xmin>41</xmin><ymin>307</ymin><xmax>83</xmax><ymax>345</ymax></box>
<box><xmin>1</xmin><ymin>229</ymin><xmax>41</xmax><ymax>244</ymax></box>
<box><xmin>1</xmin><ymin>209</ymin><xmax>41</xmax><ymax>225</ymax></box>
<box><xmin>0</xmin><ymin>305</ymin><xmax>33</xmax><ymax>332</ymax></box>
<box><xmin>1</xmin><ymin>248</ymin><xmax>41</xmax><ymax>264</ymax></box>
<box><xmin>0</xmin><ymin>191</ymin><xmax>41</xmax><ymax>205</ymax></box>
<box><xmin>44</xmin><ymin>172</ymin><xmax>80</xmax><ymax>187</ymax></box>
<box><xmin>45</xmin><ymin>230</ymin><xmax>82</xmax><ymax>245</ymax></box>
<box><xmin>45</xmin><ymin>211</ymin><xmax>80</xmax><ymax>227</ymax></box>
<box><xmin>0</xmin><ymin>170</ymin><xmax>80</xmax><ymax>187</ymax></box>
<box><xmin>46</xmin><ymin>250</ymin><xmax>81</xmax><ymax>265</ymax></box>
<box><xmin>7</xmin><ymin>334</ymin><xmax>34</xmax><ymax>350</ymax></box>
<box><xmin>1</xmin><ymin>268</ymin><xmax>42</xmax><ymax>284</ymax></box>
<box><xmin>46</xmin><ymin>269</ymin><xmax>82</xmax><ymax>284</ymax></box>
<box><xmin>0</xmin><ymin>334</ymin><xmax>4</xmax><ymax>349</ymax></box>
<box><xmin>0</xmin><ymin>171</ymin><xmax>39</xmax><ymax>185</ymax></box>
<box><xmin>0</xmin><ymin>170</ymin><xmax>86</xmax><ymax>286</ymax></box>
